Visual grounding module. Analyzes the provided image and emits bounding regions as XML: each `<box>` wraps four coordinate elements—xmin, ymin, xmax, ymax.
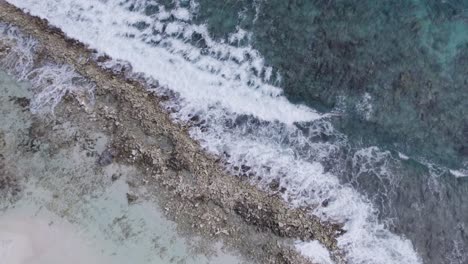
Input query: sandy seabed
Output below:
<box><xmin>0</xmin><ymin>1</ymin><xmax>340</xmax><ymax>263</ymax></box>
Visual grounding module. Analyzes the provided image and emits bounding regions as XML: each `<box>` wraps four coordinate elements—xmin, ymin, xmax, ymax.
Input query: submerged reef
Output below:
<box><xmin>194</xmin><ymin>0</ymin><xmax>468</xmax><ymax>168</ymax></box>
<box><xmin>0</xmin><ymin>2</ymin><xmax>344</xmax><ymax>263</ymax></box>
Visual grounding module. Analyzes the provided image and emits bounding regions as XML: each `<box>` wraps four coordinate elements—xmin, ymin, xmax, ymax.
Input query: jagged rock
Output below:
<box><xmin>126</xmin><ymin>193</ymin><xmax>138</xmax><ymax>204</ymax></box>
<box><xmin>0</xmin><ymin>132</ymin><xmax>5</xmax><ymax>149</ymax></box>
<box><xmin>97</xmin><ymin>148</ymin><xmax>115</xmax><ymax>166</ymax></box>
<box><xmin>268</xmin><ymin>179</ymin><xmax>280</xmax><ymax>191</ymax></box>
<box><xmin>111</xmin><ymin>173</ymin><xmax>120</xmax><ymax>181</ymax></box>
<box><xmin>166</xmin><ymin>155</ymin><xmax>184</xmax><ymax>171</ymax></box>
<box><xmin>10</xmin><ymin>96</ymin><xmax>30</xmax><ymax>108</ymax></box>
<box><xmin>0</xmin><ymin>6</ymin><xmax>345</xmax><ymax>261</ymax></box>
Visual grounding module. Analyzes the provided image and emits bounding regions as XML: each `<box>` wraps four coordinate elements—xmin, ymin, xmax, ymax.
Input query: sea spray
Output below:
<box><xmin>25</xmin><ymin>65</ymin><xmax>95</xmax><ymax>113</ymax></box>
<box><xmin>0</xmin><ymin>25</ymin><xmax>36</xmax><ymax>79</ymax></box>
<box><xmin>0</xmin><ymin>23</ymin><xmax>95</xmax><ymax>114</ymax></box>
<box><xmin>3</xmin><ymin>1</ymin><xmax>424</xmax><ymax>263</ymax></box>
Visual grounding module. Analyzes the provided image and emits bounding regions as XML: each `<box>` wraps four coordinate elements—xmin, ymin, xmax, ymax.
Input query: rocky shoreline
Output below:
<box><xmin>0</xmin><ymin>1</ymin><xmax>344</xmax><ymax>263</ymax></box>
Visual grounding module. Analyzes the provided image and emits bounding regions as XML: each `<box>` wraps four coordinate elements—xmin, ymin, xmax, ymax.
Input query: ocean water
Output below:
<box><xmin>3</xmin><ymin>0</ymin><xmax>468</xmax><ymax>263</ymax></box>
<box><xmin>0</xmin><ymin>68</ymin><xmax>245</xmax><ymax>264</ymax></box>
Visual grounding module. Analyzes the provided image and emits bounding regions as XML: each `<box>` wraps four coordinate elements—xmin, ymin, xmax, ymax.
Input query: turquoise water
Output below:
<box><xmin>193</xmin><ymin>0</ymin><xmax>468</xmax><ymax>168</ymax></box>
<box><xmin>4</xmin><ymin>0</ymin><xmax>468</xmax><ymax>263</ymax></box>
<box><xmin>190</xmin><ymin>2</ymin><xmax>468</xmax><ymax>262</ymax></box>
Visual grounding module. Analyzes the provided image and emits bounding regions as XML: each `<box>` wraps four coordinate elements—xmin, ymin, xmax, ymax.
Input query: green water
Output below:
<box><xmin>3</xmin><ymin>0</ymin><xmax>468</xmax><ymax>262</ymax></box>
<box><xmin>186</xmin><ymin>1</ymin><xmax>468</xmax><ymax>263</ymax></box>
<box><xmin>191</xmin><ymin>0</ymin><xmax>468</xmax><ymax>169</ymax></box>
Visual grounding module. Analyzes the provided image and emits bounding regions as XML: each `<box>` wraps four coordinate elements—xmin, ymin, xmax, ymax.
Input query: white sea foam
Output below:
<box><xmin>4</xmin><ymin>0</ymin><xmax>422</xmax><ymax>263</ymax></box>
<box><xmin>26</xmin><ymin>64</ymin><xmax>95</xmax><ymax>113</ymax></box>
<box><xmin>295</xmin><ymin>240</ymin><xmax>334</xmax><ymax>264</ymax></box>
<box><xmin>398</xmin><ymin>152</ymin><xmax>410</xmax><ymax>160</ymax></box>
<box><xmin>0</xmin><ymin>23</ymin><xmax>95</xmax><ymax>113</ymax></box>
<box><xmin>356</xmin><ymin>92</ymin><xmax>373</xmax><ymax>121</ymax></box>
<box><xmin>8</xmin><ymin>0</ymin><xmax>319</xmax><ymax>124</ymax></box>
<box><xmin>0</xmin><ymin>25</ymin><xmax>36</xmax><ymax>79</ymax></box>
<box><xmin>450</xmin><ymin>169</ymin><xmax>468</xmax><ymax>178</ymax></box>
<box><xmin>171</xmin><ymin>8</ymin><xmax>191</xmax><ymax>21</ymax></box>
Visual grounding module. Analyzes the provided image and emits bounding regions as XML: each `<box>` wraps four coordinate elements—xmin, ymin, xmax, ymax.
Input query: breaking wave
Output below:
<box><xmin>3</xmin><ymin>1</ymin><xmax>425</xmax><ymax>263</ymax></box>
<box><xmin>0</xmin><ymin>23</ymin><xmax>95</xmax><ymax>113</ymax></box>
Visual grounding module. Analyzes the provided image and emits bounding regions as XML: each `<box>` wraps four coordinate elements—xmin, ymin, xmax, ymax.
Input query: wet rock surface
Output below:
<box><xmin>0</xmin><ymin>2</ymin><xmax>345</xmax><ymax>263</ymax></box>
<box><xmin>10</xmin><ymin>96</ymin><xmax>30</xmax><ymax>108</ymax></box>
<box><xmin>97</xmin><ymin>148</ymin><xmax>117</xmax><ymax>166</ymax></box>
<box><xmin>0</xmin><ymin>134</ymin><xmax>21</xmax><ymax>201</ymax></box>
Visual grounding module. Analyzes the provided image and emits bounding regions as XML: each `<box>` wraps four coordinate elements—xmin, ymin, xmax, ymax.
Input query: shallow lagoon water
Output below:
<box><xmin>2</xmin><ymin>0</ymin><xmax>468</xmax><ymax>263</ymax></box>
<box><xmin>0</xmin><ymin>70</ymin><xmax>244</xmax><ymax>264</ymax></box>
